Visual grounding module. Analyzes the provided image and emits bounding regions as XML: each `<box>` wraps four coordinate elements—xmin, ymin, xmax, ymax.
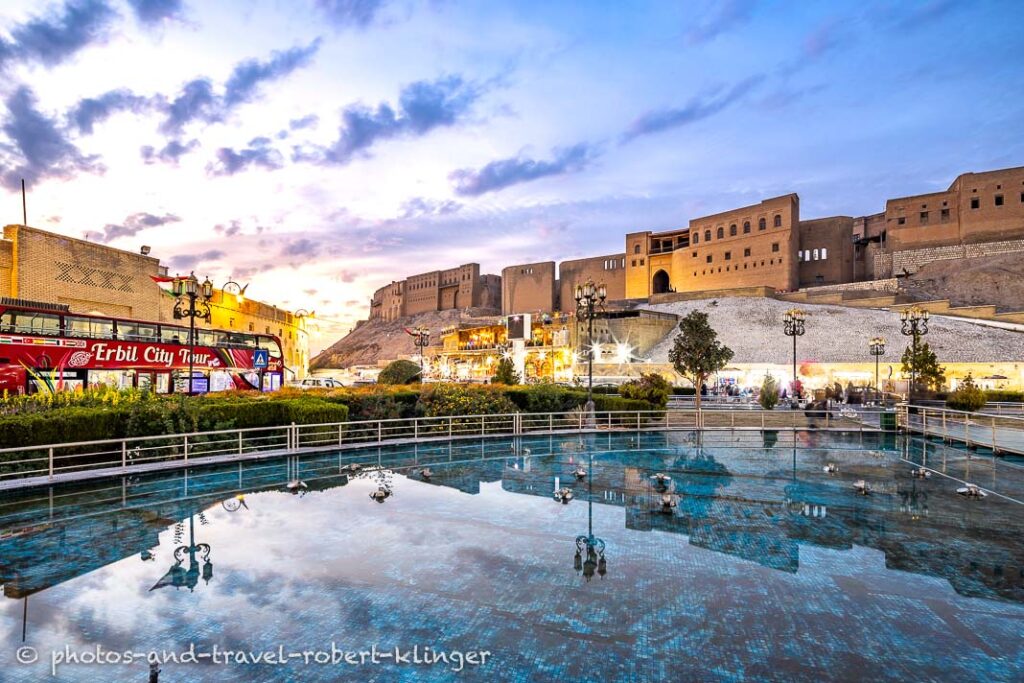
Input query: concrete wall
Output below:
<box><xmin>502</xmin><ymin>261</ymin><xmax>556</xmax><ymax>314</ymax></box>
<box><xmin>558</xmin><ymin>253</ymin><xmax>626</xmax><ymax>311</ymax></box>
<box><xmin>798</xmin><ymin>216</ymin><xmax>855</xmax><ymax>287</ymax></box>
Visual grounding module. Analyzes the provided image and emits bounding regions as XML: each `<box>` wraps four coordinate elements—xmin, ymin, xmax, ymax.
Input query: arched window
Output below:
<box><xmin>729</xmin><ymin>224</ymin><xmax>737</xmax><ymax>236</ymax></box>
<box><xmin>758</xmin><ymin>218</ymin><xmax>766</xmax><ymax>230</ymax></box>
<box><xmin>743</xmin><ymin>221</ymin><xmax>750</xmax><ymax>233</ymax></box>
<box><xmin>716</xmin><ymin>227</ymin><xmax>724</xmax><ymax>239</ymax></box>
<box><xmin>704</xmin><ymin>229</ymin><xmax>711</xmax><ymax>242</ymax></box>
<box><xmin>692</xmin><ymin>233</ymin><xmax>699</xmax><ymax>244</ymax></box>
<box><xmin>634</xmin><ymin>244</ymin><xmax>641</xmax><ymax>254</ymax></box>
<box><xmin>774</xmin><ymin>214</ymin><xmax>782</xmax><ymax>227</ymax></box>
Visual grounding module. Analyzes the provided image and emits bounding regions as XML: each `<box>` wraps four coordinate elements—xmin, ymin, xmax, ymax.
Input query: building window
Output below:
<box><xmin>758</xmin><ymin>218</ymin><xmax>766</xmax><ymax>230</ymax></box>
<box><xmin>941</xmin><ymin>208</ymin><xmax>950</xmax><ymax>221</ymax></box>
<box><xmin>743</xmin><ymin>247</ymin><xmax>751</xmax><ymax>257</ymax></box>
<box><xmin>693</xmin><ymin>233</ymin><xmax>699</xmax><ymax>244</ymax></box>
<box><xmin>1020</xmin><ymin>192</ymin><xmax>1024</xmax><ymax>203</ymax></box>
<box><xmin>729</xmin><ymin>224</ymin><xmax>737</xmax><ymax>236</ymax></box>
<box><xmin>743</xmin><ymin>221</ymin><xmax>750</xmax><ymax>233</ymax></box>
<box><xmin>704</xmin><ymin>230</ymin><xmax>711</xmax><ymax>241</ymax></box>
<box><xmin>920</xmin><ymin>211</ymin><xmax>929</xmax><ymax>224</ymax></box>
<box><xmin>706</xmin><ymin>254</ymin><xmax>713</xmax><ymax>263</ymax></box>
<box><xmin>717</xmin><ymin>227</ymin><xmax>724</xmax><ymax>239</ymax></box>
<box><xmin>897</xmin><ymin>217</ymin><xmax>906</xmax><ymax>225</ymax></box>
<box><xmin>692</xmin><ymin>251</ymin><xmax>697</xmax><ymax>258</ymax></box>
<box><xmin>812</xmin><ymin>249</ymin><xmax>819</xmax><ymax>260</ymax></box>
<box><xmin>631</xmin><ymin>259</ymin><xmax>637</xmax><ymax>266</ymax></box>
<box><xmin>640</xmin><ymin>258</ymin><xmax>645</xmax><ymax>265</ymax></box>
<box><xmin>634</xmin><ymin>244</ymin><xmax>641</xmax><ymax>254</ymax></box>
<box><xmin>773</xmin><ymin>215</ymin><xmax>782</xmax><ymax>227</ymax></box>
<box><xmin>995</xmin><ymin>194</ymin><xmax>1004</xmax><ymax>206</ymax></box>
<box><xmin>821</xmin><ymin>247</ymin><xmax>828</xmax><ymax>260</ymax></box>
<box><xmin>724</xmin><ymin>251</ymin><xmax>731</xmax><ymax>261</ymax></box>
<box><xmin>971</xmin><ymin>197</ymin><xmax>980</xmax><ymax>209</ymax></box>
<box><xmin>772</xmin><ymin>243</ymin><xmax>780</xmax><ymax>253</ymax></box>
<box><xmin>248</xmin><ymin>322</ymin><xmax>254</xmax><ymax>332</ymax></box>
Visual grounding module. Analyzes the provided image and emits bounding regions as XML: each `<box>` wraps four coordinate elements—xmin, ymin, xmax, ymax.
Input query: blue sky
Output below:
<box><xmin>0</xmin><ymin>0</ymin><xmax>1022</xmax><ymax>348</ymax></box>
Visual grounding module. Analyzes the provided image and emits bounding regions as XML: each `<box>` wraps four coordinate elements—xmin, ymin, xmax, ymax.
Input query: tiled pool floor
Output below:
<box><xmin>1</xmin><ymin>431</ymin><xmax>1022</xmax><ymax>682</ymax></box>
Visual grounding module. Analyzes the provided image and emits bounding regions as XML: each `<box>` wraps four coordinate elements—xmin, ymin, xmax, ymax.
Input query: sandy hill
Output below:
<box><xmin>311</xmin><ymin>308</ymin><xmax>500</xmax><ymax>370</ymax></box>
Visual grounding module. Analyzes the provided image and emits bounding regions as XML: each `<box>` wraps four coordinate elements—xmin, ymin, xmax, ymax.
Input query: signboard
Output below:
<box><xmin>506</xmin><ymin>314</ymin><xmax>531</xmax><ymax>340</ymax></box>
<box><xmin>253</xmin><ymin>348</ymin><xmax>269</xmax><ymax>369</ymax></box>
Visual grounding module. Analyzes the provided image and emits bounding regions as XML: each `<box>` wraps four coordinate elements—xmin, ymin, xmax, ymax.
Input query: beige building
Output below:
<box><xmin>0</xmin><ymin>224</ymin><xmax>310</xmax><ymax>379</ymax></box>
<box><xmin>370</xmin><ymin>262</ymin><xmax>501</xmax><ymax>321</ymax></box>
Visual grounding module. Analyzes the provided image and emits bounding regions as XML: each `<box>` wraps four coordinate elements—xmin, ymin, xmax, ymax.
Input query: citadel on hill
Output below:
<box><xmin>369</xmin><ymin>165</ymin><xmax>1024</xmax><ymax>319</ymax></box>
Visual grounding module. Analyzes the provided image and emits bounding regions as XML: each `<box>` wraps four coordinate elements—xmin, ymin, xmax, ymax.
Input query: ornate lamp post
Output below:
<box><xmin>574</xmin><ymin>280</ymin><xmax>607</xmax><ymax>415</ymax></box>
<box><xmin>782</xmin><ymin>309</ymin><xmax>805</xmax><ymax>400</ymax></box>
<box><xmin>410</xmin><ymin>326</ymin><xmax>430</xmax><ymax>380</ymax></box>
<box><xmin>900</xmin><ymin>307</ymin><xmax>929</xmax><ymax>403</ymax></box>
<box><xmin>172</xmin><ymin>272</ymin><xmax>213</xmax><ymax>395</ymax></box>
<box><xmin>869</xmin><ymin>337</ymin><xmax>885</xmax><ymax>404</ymax></box>
<box><xmin>573</xmin><ymin>452</ymin><xmax>607</xmax><ymax>581</ymax></box>
<box><xmin>222</xmin><ymin>279</ymin><xmax>248</xmax><ymax>303</ymax></box>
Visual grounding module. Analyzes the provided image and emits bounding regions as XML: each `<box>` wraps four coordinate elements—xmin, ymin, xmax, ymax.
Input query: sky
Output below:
<box><xmin>0</xmin><ymin>0</ymin><xmax>1022</xmax><ymax>353</ymax></box>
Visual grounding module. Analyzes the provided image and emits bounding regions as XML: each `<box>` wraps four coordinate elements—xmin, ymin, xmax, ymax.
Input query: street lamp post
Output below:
<box><xmin>782</xmin><ymin>309</ymin><xmax>806</xmax><ymax>401</ymax></box>
<box><xmin>574</xmin><ymin>280</ymin><xmax>607</xmax><ymax>416</ymax></box>
<box><xmin>411</xmin><ymin>326</ymin><xmax>430</xmax><ymax>380</ymax></box>
<box><xmin>172</xmin><ymin>272</ymin><xmax>213</xmax><ymax>395</ymax></box>
<box><xmin>900</xmin><ymin>307</ymin><xmax>929</xmax><ymax>403</ymax></box>
<box><xmin>869</xmin><ymin>337</ymin><xmax>886</xmax><ymax>404</ymax></box>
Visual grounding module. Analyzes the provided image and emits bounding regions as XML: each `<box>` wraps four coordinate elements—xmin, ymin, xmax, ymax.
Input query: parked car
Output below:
<box><xmin>289</xmin><ymin>377</ymin><xmax>343</xmax><ymax>389</ymax></box>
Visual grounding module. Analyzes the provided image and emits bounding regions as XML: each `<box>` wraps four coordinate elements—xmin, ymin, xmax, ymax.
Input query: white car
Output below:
<box><xmin>290</xmin><ymin>377</ymin><xmax>343</xmax><ymax>389</ymax></box>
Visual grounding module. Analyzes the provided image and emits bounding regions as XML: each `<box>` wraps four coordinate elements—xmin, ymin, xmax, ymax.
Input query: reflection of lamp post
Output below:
<box><xmin>869</xmin><ymin>337</ymin><xmax>885</xmax><ymax>403</ymax></box>
<box><xmin>573</xmin><ymin>451</ymin><xmax>607</xmax><ymax>581</ymax></box>
<box><xmin>782</xmin><ymin>309</ymin><xmax>805</xmax><ymax>400</ymax></box>
<box><xmin>900</xmin><ymin>307</ymin><xmax>929</xmax><ymax>403</ymax></box>
<box><xmin>574</xmin><ymin>280</ymin><xmax>607</xmax><ymax>415</ymax></box>
<box><xmin>172</xmin><ymin>273</ymin><xmax>213</xmax><ymax>395</ymax></box>
<box><xmin>150</xmin><ymin>513</ymin><xmax>213</xmax><ymax>592</ymax></box>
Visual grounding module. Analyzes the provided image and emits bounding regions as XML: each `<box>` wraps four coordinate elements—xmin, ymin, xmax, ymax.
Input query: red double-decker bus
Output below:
<box><xmin>0</xmin><ymin>298</ymin><xmax>285</xmax><ymax>395</ymax></box>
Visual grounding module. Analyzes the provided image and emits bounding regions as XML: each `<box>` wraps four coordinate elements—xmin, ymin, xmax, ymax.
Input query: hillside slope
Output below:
<box><xmin>903</xmin><ymin>253</ymin><xmax>1024</xmax><ymax>310</ymax></box>
<box><xmin>311</xmin><ymin>308</ymin><xmax>500</xmax><ymax>369</ymax></box>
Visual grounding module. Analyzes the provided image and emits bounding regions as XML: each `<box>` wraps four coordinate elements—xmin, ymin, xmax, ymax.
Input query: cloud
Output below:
<box><xmin>684</xmin><ymin>0</ymin><xmax>756</xmax><ymax>45</ymax></box>
<box><xmin>802</xmin><ymin>20</ymin><xmax>843</xmax><ymax>60</ymax></box>
<box><xmin>449</xmin><ymin>143</ymin><xmax>597</xmax><ymax>197</ymax></box>
<box><xmin>69</xmin><ymin>89</ymin><xmax>153</xmax><ymax>134</ymax></box>
<box><xmin>84</xmin><ymin>211</ymin><xmax>180</xmax><ymax>243</ymax></box>
<box><xmin>213</xmin><ymin>220</ymin><xmax>242</xmax><ymax>236</ymax></box>
<box><xmin>224</xmin><ymin>40</ymin><xmax>320</xmax><ymax>107</ymax></box>
<box><xmin>140</xmin><ymin>138</ymin><xmax>199</xmax><ymax>164</ymax></box>
<box><xmin>126</xmin><ymin>0</ymin><xmax>184</xmax><ymax>24</ymax></box>
<box><xmin>0</xmin><ymin>86</ymin><xmax>102</xmax><ymax>190</ymax></box>
<box><xmin>398</xmin><ymin>197</ymin><xmax>462</xmax><ymax>218</ymax></box>
<box><xmin>0</xmin><ymin>0</ymin><xmax>116</xmax><ymax>69</ymax></box>
<box><xmin>300</xmin><ymin>75</ymin><xmax>481</xmax><ymax>165</ymax></box>
<box><xmin>158</xmin><ymin>41</ymin><xmax>320</xmax><ymax>135</ymax></box>
<box><xmin>167</xmin><ymin>249</ymin><xmax>225</xmax><ymax>271</ymax></box>
<box><xmin>621</xmin><ymin>75</ymin><xmax>764</xmax><ymax>142</ymax></box>
<box><xmin>207</xmin><ymin>137</ymin><xmax>284</xmax><ymax>176</ymax></box>
<box><xmin>290</xmin><ymin>114</ymin><xmax>319</xmax><ymax>130</ymax></box>
<box><xmin>281</xmin><ymin>238</ymin><xmax>318</xmax><ymax>257</ymax></box>
<box><xmin>315</xmin><ymin>0</ymin><xmax>386</xmax><ymax>28</ymax></box>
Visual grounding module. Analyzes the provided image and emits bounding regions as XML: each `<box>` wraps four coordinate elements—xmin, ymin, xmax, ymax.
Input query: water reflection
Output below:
<box><xmin>572</xmin><ymin>450</ymin><xmax>607</xmax><ymax>581</ymax></box>
<box><xmin>150</xmin><ymin>513</ymin><xmax>213</xmax><ymax>593</ymax></box>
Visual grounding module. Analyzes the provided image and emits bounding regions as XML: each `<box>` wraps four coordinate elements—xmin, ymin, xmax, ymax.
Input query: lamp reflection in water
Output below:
<box><xmin>150</xmin><ymin>512</ymin><xmax>213</xmax><ymax>593</ymax></box>
<box><xmin>573</xmin><ymin>451</ymin><xmax>607</xmax><ymax>581</ymax></box>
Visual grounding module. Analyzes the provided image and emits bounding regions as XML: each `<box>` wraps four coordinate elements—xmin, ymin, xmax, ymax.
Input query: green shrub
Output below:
<box><xmin>378</xmin><ymin>359</ymin><xmax>422</xmax><ymax>385</ymax></box>
<box><xmin>759</xmin><ymin>374</ymin><xmax>780</xmax><ymax>410</ymax></box>
<box><xmin>618</xmin><ymin>373</ymin><xmax>670</xmax><ymax>407</ymax></box>
<box><xmin>946</xmin><ymin>375</ymin><xmax>987</xmax><ymax>412</ymax></box>
<box><xmin>490</xmin><ymin>357</ymin><xmax>521</xmax><ymax>385</ymax></box>
<box><xmin>984</xmin><ymin>390</ymin><xmax>1024</xmax><ymax>403</ymax></box>
<box><xmin>671</xmin><ymin>386</ymin><xmax>696</xmax><ymax>396</ymax></box>
<box><xmin>417</xmin><ymin>384</ymin><xmax>517</xmax><ymax>417</ymax></box>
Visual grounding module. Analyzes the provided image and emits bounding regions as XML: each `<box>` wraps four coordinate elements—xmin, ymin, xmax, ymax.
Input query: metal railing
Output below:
<box><xmin>896</xmin><ymin>404</ymin><xmax>1024</xmax><ymax>455</ymax></box>
<box><xmin>0</xmin><ymin>407</ymin><xmax>883</xmax><ymax>488</ymax></box>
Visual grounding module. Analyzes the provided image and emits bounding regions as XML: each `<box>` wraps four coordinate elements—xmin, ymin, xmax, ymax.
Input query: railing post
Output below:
<box><xmin>122</xmin><ymin>441</ymin><xmax>127</xmax><ymax>470</ymax></box>
<box><xmin>239</xmin><ymin>430</ymin><xmax>244</xmax><ymax>455</ymax></box>
<box><xmin>414</xmin><ymin>418</ymin><xmax>419</xmax><ymax>440</ymax></box>
<box><xmin>48</xmin><ymin>447</ymin><xmax>54</xmax><ymax>480</ymax></box>
<box><xmin>481</xmin><ymin>415</ymin><xmax>485</xmax><ymax>436</ymax></box>
<box><xmin>184</xmin><ymin>435</ymin><xmax>189</xmax><ymax>462</ymax></box>
<box><xmin>637</xmin><ymin>412</ymin><xmax>641</xmax><ymax>431</ymax></box>
<box><xmin>964</xmin><ymin>413</ymin><xmax>971</xmax><ymax>449</ymax></box>
<box><xmin>449</xmin><ymin>417</ymin><xmax>453</xmax><ymax>438</ymax></box>
<box><xmin>338</xmin><ymin>424</ymin><xmax>343</xmax><ymax>446</ymax></box>
<box><xmin>761</xmin><ymin>411</ymin><xmax>765</xmax><ymax>431</ymax></box>
<box><xmin>579</xmin><ymin>410</ymin><xmax>583</xmax><ymax>431</ymax></box>
<box><xmin>292</xmin><ymin>422</ymin><xmax>297</xmax><ymax>450</ymax></box>
<box><xmin>992</xmin><ymin>415</ymin><xmax>997</xmax><ymax>453</ymax></box>
<box><xmin>549</xmin><ymin>413</ymin><xmax>553</xmax><ymax>432</ymax></box>
<box><xmin>378</xmin><ymin>421</ymin><xmax>382</xmax><ymax>443</ymax></box>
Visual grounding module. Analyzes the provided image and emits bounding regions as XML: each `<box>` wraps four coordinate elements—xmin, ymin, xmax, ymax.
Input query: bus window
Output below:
<box><xmin>117</xmin><ymin>320</ymin><xmax>159</xmax><ymax>342</ymax></box>
<box><xmin>261</xmin><ymin>337</ymin><xmax>283</xmax><ymax>358</ymax></box>
<box><xmin>160</xmin><ymin>326</ymin><xmax>188</xmax><ymax>344</ymax></box>
<box><xmin>227</xmin><ymin>333</ymin><xmax>256</xmax><ymax>348</ymax></box>
<box><xmin>65</xmin><ymin>316</ymin><xmax>115</xmax><ymax>339</ymax></box>
<box><xmin>197</xmin><ymin>329</ymin><xmax>227</xmax><ymax>347</ymax></box>
<box><xmin>1</xmin><ymin>311</ymin><xmax>62</xmax><ymax>336</ymax></box>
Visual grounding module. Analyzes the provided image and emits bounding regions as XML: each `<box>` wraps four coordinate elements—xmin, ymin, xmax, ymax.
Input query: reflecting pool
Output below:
<box><xmin>1</xmin><ymin>431</ymin><xmax>1022</xmax><ymax>682</ymax></box>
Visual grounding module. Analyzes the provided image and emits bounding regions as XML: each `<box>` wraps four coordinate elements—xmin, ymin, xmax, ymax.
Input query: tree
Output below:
<box><xmin>900</xmin><ymin>341</ymin><xmax>946</xmax><ymax>394</ymax></box>
<box><xmin>378</xmin><ymin>359</ymin><xmax>422</xmax><ymax>385</ymax></box>
<box><xmin>946</xmin><ymin>374</ymin><xmax>987</xmax><ymax>412</ymax></box>
<box><xmin>619</xmin><ymin>373</ymin><xmax>671</xmax><ymax>407</ymax></box>
<box><xmin>668</xmin><ymin>311</ymin><xmax>734</xmax><ymax>409</ymax></box>
<box><xmin>759</xmin><ymin>373</ymin><xmax>779</xmax><ymax>410</ymax></box>
<box><xmin>491</xmin><ymin>357</ymin><xmax>521</xmax><ymax>385</ymax></box>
